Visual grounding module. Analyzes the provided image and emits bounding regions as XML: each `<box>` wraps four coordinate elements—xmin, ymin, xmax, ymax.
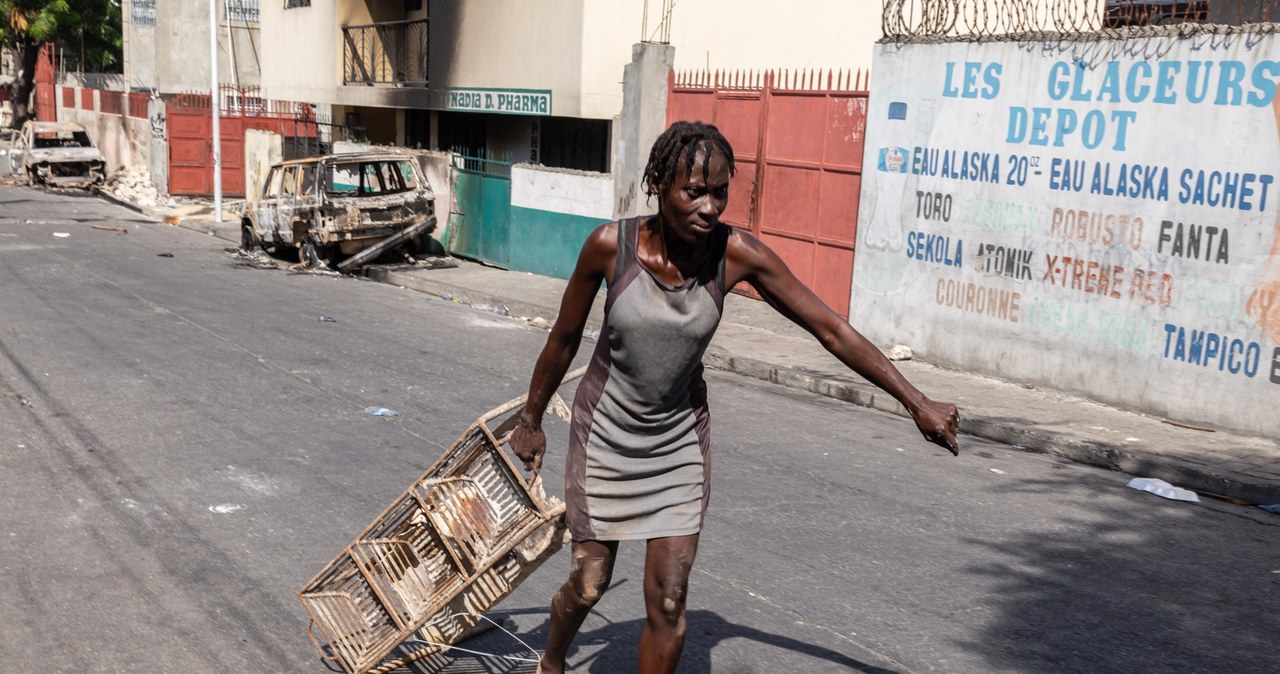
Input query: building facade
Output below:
<box><xmin>253</xmin><ymin>0</ymin><xmax>881</xmax><ymax>170</ymax></box>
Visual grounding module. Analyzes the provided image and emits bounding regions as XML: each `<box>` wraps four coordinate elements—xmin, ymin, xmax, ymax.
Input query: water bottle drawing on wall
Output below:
<box><xmin>865</xmin><ymin>101</ymin><xmax>913</xmax><ymax>253</ymax></box>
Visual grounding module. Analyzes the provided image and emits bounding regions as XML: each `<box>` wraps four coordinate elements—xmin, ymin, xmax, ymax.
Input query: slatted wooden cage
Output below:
<box><xmin>299</xmin><ymin>382</ymin><xmax>578</xmax><ymax>674</ymax></box>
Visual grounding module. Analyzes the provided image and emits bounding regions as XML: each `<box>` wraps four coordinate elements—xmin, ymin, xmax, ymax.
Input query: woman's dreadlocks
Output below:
<box><xmin>643</xmin><ymin>121</ymin><xmax>736</xmax><ymax>198</ymax></box>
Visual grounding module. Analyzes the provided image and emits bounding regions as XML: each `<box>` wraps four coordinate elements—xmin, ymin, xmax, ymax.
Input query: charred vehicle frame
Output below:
<box><xmin>6</xmin><ymin>121</ymin><xmax>107</xmax><ymax>188</ymax></box>
<box><xmin>242</xmin><ymin>152</ymin><xmax>437</xmax><ymax>270</ymax></box>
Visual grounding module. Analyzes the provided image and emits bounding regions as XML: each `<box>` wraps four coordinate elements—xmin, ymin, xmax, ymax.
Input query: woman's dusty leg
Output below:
<box><xmin>638</xmin><ymin>534</ymin><xmax>699</xmax><ymax>674</ymax></box>
<box><xmin>538</xmin><ymin>539</ymin><xmax>617</xmax><ymax>674</ymax></box>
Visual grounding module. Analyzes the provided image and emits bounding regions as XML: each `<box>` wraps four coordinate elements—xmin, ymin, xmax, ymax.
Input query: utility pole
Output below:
<box><xmin>210</xmin><ymin>0</ymin><xmax>222</xmax><ymax>223</ymax></box>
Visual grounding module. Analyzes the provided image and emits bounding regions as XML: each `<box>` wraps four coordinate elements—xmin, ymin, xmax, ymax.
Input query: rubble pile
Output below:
<box><xmin>101</xmin><ymin>166</ymin><xmax>170</xmax><ymax>209</ymax></box>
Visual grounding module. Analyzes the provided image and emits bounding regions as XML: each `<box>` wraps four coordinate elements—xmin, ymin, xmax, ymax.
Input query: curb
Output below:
<box><xmin>94</xmin><ymin>188</ymin><xmax>153</xmax><ymax>217</ymax></box>
<box><xmin>375</xmin><ymin>269</ymin><xmax>1280</xmax><ymax>506</ymax></box>
<box><xmin>372</xmin><ymin>268</ymin><xmax>605</xmax><ymax>332</ymax></box>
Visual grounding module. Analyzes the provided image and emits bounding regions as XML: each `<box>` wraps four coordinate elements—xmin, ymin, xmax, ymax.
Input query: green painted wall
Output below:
<box><xmin>508</xmin><ymin>206</ymin><xmax>609</xmax><ymax>279</ymax></box>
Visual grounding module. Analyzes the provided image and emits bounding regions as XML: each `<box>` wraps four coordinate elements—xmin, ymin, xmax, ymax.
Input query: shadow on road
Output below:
<box><xmin>403</xmin><ymin>607</ymin><xmax>903</xmax><ymax>673</ymax></box>
<box><xmin>954</xmin><ymin>474</ymin><xmax>1279</xmax><ymax>673</ymax></box>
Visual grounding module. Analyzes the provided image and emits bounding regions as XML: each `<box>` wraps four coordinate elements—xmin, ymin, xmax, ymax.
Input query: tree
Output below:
<box><xmin>2</xmin><ymin>0</ymin><xmax>122</xmax><ymax>128</ymax></box>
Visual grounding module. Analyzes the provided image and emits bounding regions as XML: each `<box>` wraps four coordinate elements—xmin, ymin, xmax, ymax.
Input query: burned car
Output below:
<box><xmin>7</xmin><ymin>121</ymin><xmax>107</xmax><ymax>188</ymax></box>
<box><xmin>241</xmin><ymin>152</ymin><xmax>437</xmax><ymax>271</ymax></box>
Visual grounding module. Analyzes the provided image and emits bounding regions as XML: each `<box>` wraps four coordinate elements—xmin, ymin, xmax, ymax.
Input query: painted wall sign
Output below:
<box><xmin>854</xmin><ymin>33</ymin><xmax>1280</xmax><ymax>436</ymax></box>
<box><xmin>441</xmin><ymin>88</ymin><xmax>552</xmax><ymax>116</ymax></box>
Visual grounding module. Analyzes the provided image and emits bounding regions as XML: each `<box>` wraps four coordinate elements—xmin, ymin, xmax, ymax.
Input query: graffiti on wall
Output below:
<box><xmin>854</xmin><ymin>33</ymin><xmax>1280</xmax><ymax>431</ymax></box>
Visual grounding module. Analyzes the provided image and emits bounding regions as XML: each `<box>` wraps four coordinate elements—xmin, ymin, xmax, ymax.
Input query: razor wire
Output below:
<box><xmin>882</xmin><ymin>0</ymin><xmax>1280</xmax><ymax>41</ymax></box>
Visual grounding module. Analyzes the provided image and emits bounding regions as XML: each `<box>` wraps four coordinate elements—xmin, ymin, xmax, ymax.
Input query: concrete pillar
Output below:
<box><xmin>612</xmin><ymin>42</ymin><xmax>675</xmax><ymax>220</ymax></box>
<box><xmin>148</xmin><ymin>97</ymin><xmax>169</xmax><ymax>195</ymax></box>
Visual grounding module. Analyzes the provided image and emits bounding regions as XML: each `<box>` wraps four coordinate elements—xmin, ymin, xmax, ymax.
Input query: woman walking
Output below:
<box><xmin>511</xmin><ymin>121</ymin><xmax>960</xmax><ymax>673</ymax></box>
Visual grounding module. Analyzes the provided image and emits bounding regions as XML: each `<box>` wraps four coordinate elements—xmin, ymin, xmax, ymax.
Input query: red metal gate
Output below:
<box><xmin>168</xmin><ymin>94</ymin><xmax>215</xmax><ymax>195</ymax></box>
<box><xmin>34</xmin><ymin>43</ymin><xmax>56</xmax><ymax>122</ymax></box>
<box><xmin>668</xmin><ymin>70</ymin><xmax>868</xmax><ymax>318</ymax></box>
<box><xmin>167</xmin><ymin>87</ymin><xmax>319</xmax><ymax>197</ymax></box>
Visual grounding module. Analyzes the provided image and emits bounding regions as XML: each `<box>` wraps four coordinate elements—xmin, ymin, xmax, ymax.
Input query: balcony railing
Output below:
<box><xmin>342</xmin><ymin>19</ymin><xmax>428</xmax><ymax>87</ymax></box>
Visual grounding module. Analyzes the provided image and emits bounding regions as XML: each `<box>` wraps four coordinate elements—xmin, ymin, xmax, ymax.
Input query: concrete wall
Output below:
<box><xmin>667</xmin><ymin>0</ymin><xmax>880</xmax><ymax>73</ymax></box>
<box><xmin>510</xmin><ymin>164</ymin><xmax>613</xmax><ymax>278</ymax></box>
<box><xmin>125</xmin><ymin>0</ymin><xmax>262</xmax><ymax>95</ymax></box>
<box><xmin>55</xmin><ymin>87</ymin><xmax>151</xmax><ymax>174</ymax></box>
<box><xmin>244</xmin><ymin>129</ymin><xmax>282</xmax><ymax>200</ymax></box>
<box><xmin>853</xmin><ymin>31</ymin><xmax>1280</xmax><ymax>437</ymax></box>
<box><xmin>124</xmin><ymin>2</ymin><xmax>157</xmax><ymax>91</ymax></box>
<box><xmin>259</xmin><ymin>1</ymin><xmax>340</xmax><ymax>103</ymax></box>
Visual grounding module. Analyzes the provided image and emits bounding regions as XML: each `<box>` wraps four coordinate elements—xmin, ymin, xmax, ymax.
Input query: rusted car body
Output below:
<box><xmin>6</xmin><ymin>121</ymin><xmax>106</xmax><ymax>188</ymax></box>
<box><xmin>242</xmin><ymin>152</ymin><xmax>436</xmax><ymax>269</ymax></box>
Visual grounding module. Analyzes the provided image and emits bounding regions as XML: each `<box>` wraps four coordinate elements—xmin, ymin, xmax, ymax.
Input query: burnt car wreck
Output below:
<box><xmin>242</xmin><ymin>152</ymin><xmax>437</xmax><ymax>271</ymax></box>
<box><xmin>6</xmin><ymin>121</ymin><xmax>107</xmax><ymax>188</ymax></box>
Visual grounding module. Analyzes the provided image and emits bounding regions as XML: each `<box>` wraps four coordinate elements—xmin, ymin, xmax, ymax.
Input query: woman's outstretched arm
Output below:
<box><xmin>725</xmin><ymin>229</ymin><xmax>960</xmax><ymax>454</ymax></box>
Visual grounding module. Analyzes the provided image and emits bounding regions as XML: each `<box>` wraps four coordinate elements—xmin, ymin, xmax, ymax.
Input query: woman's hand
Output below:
<box><xmin>910</xmin><ymin>398</ymin><xmax>961</xmax><ymax>455</ymax></box>
<box><xmin>511</xmin><ymin>420</ymin><xmax>547</xmax><ymax>473</ymax></box>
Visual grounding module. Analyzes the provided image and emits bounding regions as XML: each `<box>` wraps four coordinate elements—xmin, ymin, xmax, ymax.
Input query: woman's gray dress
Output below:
<box><xmin>565</xmin><ymin>217</ymin><xmax>727</xmax><ymax>541</ymax></box>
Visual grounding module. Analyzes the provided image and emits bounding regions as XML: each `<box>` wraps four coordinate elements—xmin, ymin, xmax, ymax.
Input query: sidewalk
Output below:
<box><xmin>159</xmin><ymin>204</ymin><xmax>1280</xmax><ymax>506</ymax></box>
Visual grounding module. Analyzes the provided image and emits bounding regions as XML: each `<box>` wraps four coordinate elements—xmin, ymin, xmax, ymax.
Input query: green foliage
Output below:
<box><xmin>3</xmin><ymin>0</ymin><xmax>122</xmax><ymax>72</ymax></box>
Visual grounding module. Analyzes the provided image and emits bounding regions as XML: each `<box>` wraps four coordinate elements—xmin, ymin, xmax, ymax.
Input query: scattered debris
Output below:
<box><xmin>100</xmin><ymin>165</ymin><xmax>170</xmax><ymax>209</ymax></box>
<box><xmin>91</xmin><ymin>225</ymin><xmax>128</xmax><ymax>235</ymax></box>
<box><xmin>1161</xmin><ymin>418</ymin><xmax>1216</xmax><ymax>432</ymax></box>
<box><xmin>1258</xmin><ymin>504</ymin><xmax>1280</xmax><ymax>515</ymax></box>
<box><xmin>52</xmin><ymin>232</ymin><xmax>69</xmax><ymax>238</ymax></box>
<box><xmin>318</xmin><ymin>315</ymin><xmax>337</xmax><ymax>323</ymax></box>
<box><xmin>1126</xmin><ymin>477</ymin><xmax>1201</xmax><ymax>503</ymax></box>
<box><xmin>989</xmin><ymin>468</ymin><xmax>1007</xmax><ymax>475</ymax></box>
<box><xmin>163</xmin><ymin>215</ymin><xmax>180</xmax><ymax>226</ymax></box>
<box><xmin>208</xmin><ymin>503</ymin><xmax>246</xmax><ymax>514</ymax></box>
<box><xmin>471</xmin><ymin>303</ymin><xmax>510</xmax><ymax>317</ymax></box>
<box><xmin>885</xmin><ymin>344</ymin><xmax>913</xmax><ymax>361</ymax></box>
<box><xmin>364</xmin><ymin>406</ymin><xmax>402</xmax><ymax>417</ymax></box>
<box><xmin>1</xmin><ymin>391</ymin><xmax>32</xmax><ymax>407</ymax></box>
<box><xmin>157</xmin><ymin>252</ymin><xmax>174</xmax><ymax>258</ymax></box>
<box><xmin>527</xmin><ymin>317</ymin><xmax>553</xmax><ymax>329</ymax></box>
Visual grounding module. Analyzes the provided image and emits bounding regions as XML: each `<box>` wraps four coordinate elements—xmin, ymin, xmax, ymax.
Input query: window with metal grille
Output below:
<box><xmin>226</xmin><ymin>0</ymin><xmax>260</xmax><ymax>23</ymax></box>
<box><xmin>131</xmin><ymin>0</ymin><xmax>156</xmax><ymax>26</ymax></box>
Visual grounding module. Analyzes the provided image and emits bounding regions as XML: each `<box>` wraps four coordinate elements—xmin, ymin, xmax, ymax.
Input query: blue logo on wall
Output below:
<box><xmin>877</xmin><ymin>147</ymin><xmax>909</xmax><ymax>173</ymax></box>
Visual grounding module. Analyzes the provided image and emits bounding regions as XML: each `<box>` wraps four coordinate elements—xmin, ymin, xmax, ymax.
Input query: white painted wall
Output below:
<box><xmin>853</xmin><ymin>33</ymin><xmax>1280</xmax><ymax>436</ymax></box>
<box><xmin>667</xmin><ymin>0</ymin><xmax>880</xmax><ymax>73</ymax></box>
<box><xmin>259</xmin><ymin>2</ymin><xmax>340</xmax><ymax>103</ymax></box>
<box><xmin>512</xmin><ymin>164</ymin><xmax>614</xmax><ymax>219</ymax></box>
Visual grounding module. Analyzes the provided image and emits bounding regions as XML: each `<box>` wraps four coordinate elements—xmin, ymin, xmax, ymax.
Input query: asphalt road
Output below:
<box><xmin>0</xmin><ymin>186</ymin><xmax>1276</xmax><ymax>674</ymax></box>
